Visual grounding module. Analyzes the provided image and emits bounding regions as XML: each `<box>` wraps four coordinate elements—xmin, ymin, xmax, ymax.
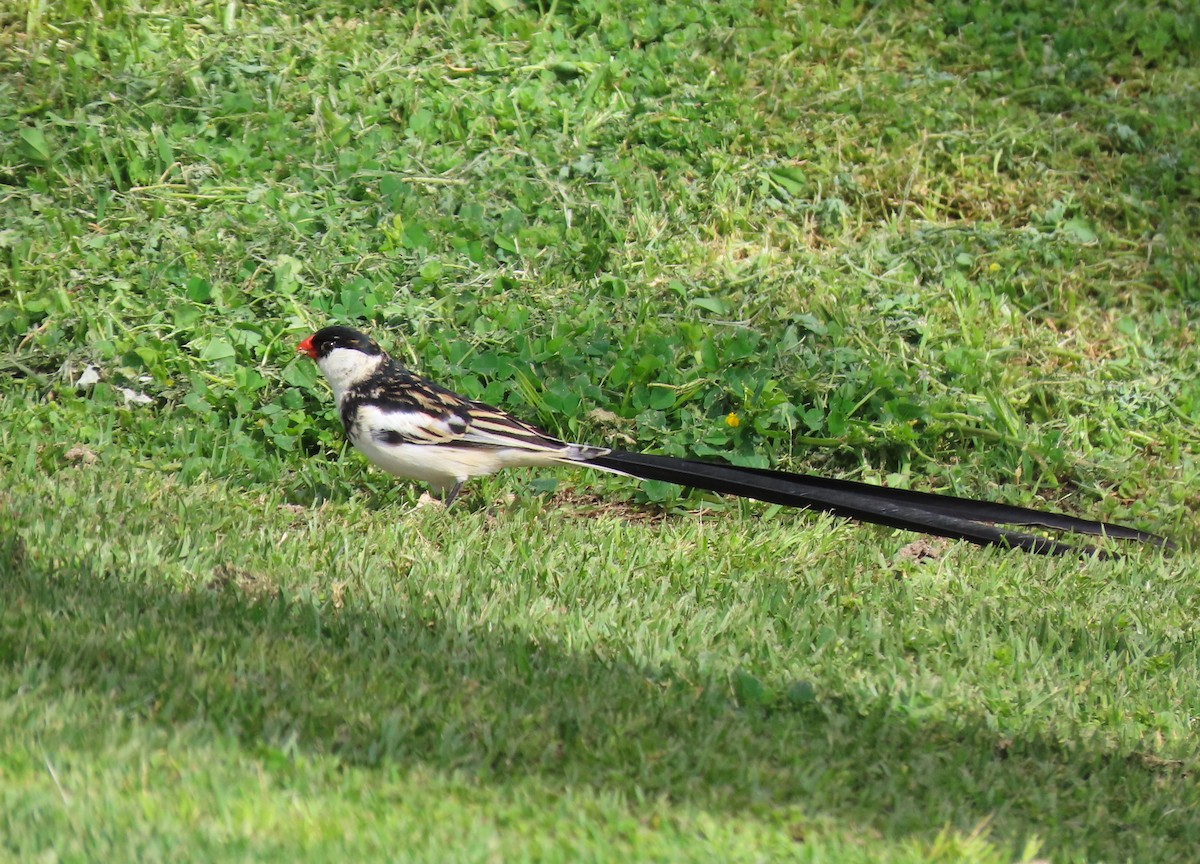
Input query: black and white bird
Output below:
<box><xmin>298</xmin><ymin>325</ymin><xmax>1168</xmax><ymax>556</ymax></box>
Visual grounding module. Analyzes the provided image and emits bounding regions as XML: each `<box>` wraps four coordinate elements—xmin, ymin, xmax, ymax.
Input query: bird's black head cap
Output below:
<box><xmin>300</xmin><ymin>326</ymin><xmax>384</xmax><ymax>360</ymax></box>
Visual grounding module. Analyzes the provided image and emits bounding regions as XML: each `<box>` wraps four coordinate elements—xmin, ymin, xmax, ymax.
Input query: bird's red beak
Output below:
<box><xmin>297</xmin><ymin>335</ymin><xmax>317</xmax><ymax>359</ymax></box>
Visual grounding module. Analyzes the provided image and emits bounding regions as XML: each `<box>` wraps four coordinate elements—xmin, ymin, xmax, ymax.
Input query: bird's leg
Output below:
<box><xmin>439</xmin><ymin>480</ymin><xmax>464</xmax><ymax>507</ymax></box>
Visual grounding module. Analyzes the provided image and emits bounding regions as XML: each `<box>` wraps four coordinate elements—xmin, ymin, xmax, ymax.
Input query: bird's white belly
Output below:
<box><xmin>351</xmin><ymin>435</ymin><xmax>465</xmax><ymax>486</ymax></box>
<box><xmin>349</xmin><ymin>433</ymin><xmax>564</xmax><ymax>491</ymax></box>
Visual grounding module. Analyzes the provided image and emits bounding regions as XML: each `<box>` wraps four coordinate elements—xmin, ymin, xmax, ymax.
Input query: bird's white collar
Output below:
<box><xmin>317</xmin><ymin>347</ymin><xmax>384</xmax><ymax>405</ymax></box>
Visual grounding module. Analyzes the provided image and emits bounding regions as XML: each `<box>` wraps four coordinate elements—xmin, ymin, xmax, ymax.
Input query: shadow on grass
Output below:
<box><xmin>2</xmin><ymin>537</ymin><xmax>1194</xmax><ymax>860</ymax></box>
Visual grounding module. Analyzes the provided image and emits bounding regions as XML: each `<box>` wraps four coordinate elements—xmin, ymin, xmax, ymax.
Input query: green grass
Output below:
<box><xmin>2</xmin><ymin>0</ymin><xmax>1198</xmax><ymax>860</ymax></box>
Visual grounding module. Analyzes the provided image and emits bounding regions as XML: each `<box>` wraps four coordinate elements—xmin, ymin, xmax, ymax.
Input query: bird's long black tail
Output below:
<box><xmin>586</xmin><ymin>450</ymin><xmax>1170</xmax><ymax>556</ymax></box>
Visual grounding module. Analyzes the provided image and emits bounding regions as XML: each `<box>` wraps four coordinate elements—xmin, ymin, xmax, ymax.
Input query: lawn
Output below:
<box><xmin>2</xmin><ymin>0</ymin><xmax>1198</xmax><ymax>861</ymax></box>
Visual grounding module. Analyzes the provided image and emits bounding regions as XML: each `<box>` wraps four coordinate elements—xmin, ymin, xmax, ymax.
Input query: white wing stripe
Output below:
<box><xmin>354</xmin><ymin>404</ymin><xmax>462</xmax><ymax>445</ymax></box>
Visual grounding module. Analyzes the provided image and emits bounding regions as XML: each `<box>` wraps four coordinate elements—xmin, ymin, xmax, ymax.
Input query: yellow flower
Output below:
<box><xmin>987</xmin><ymin>262</ymin><xmax>1000</xmax><ymax>272</ymax></box>
<box><xmin>725</xmin><ymin>412</ymin><xmax>740</xmax><ymax>428</ymax></box>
